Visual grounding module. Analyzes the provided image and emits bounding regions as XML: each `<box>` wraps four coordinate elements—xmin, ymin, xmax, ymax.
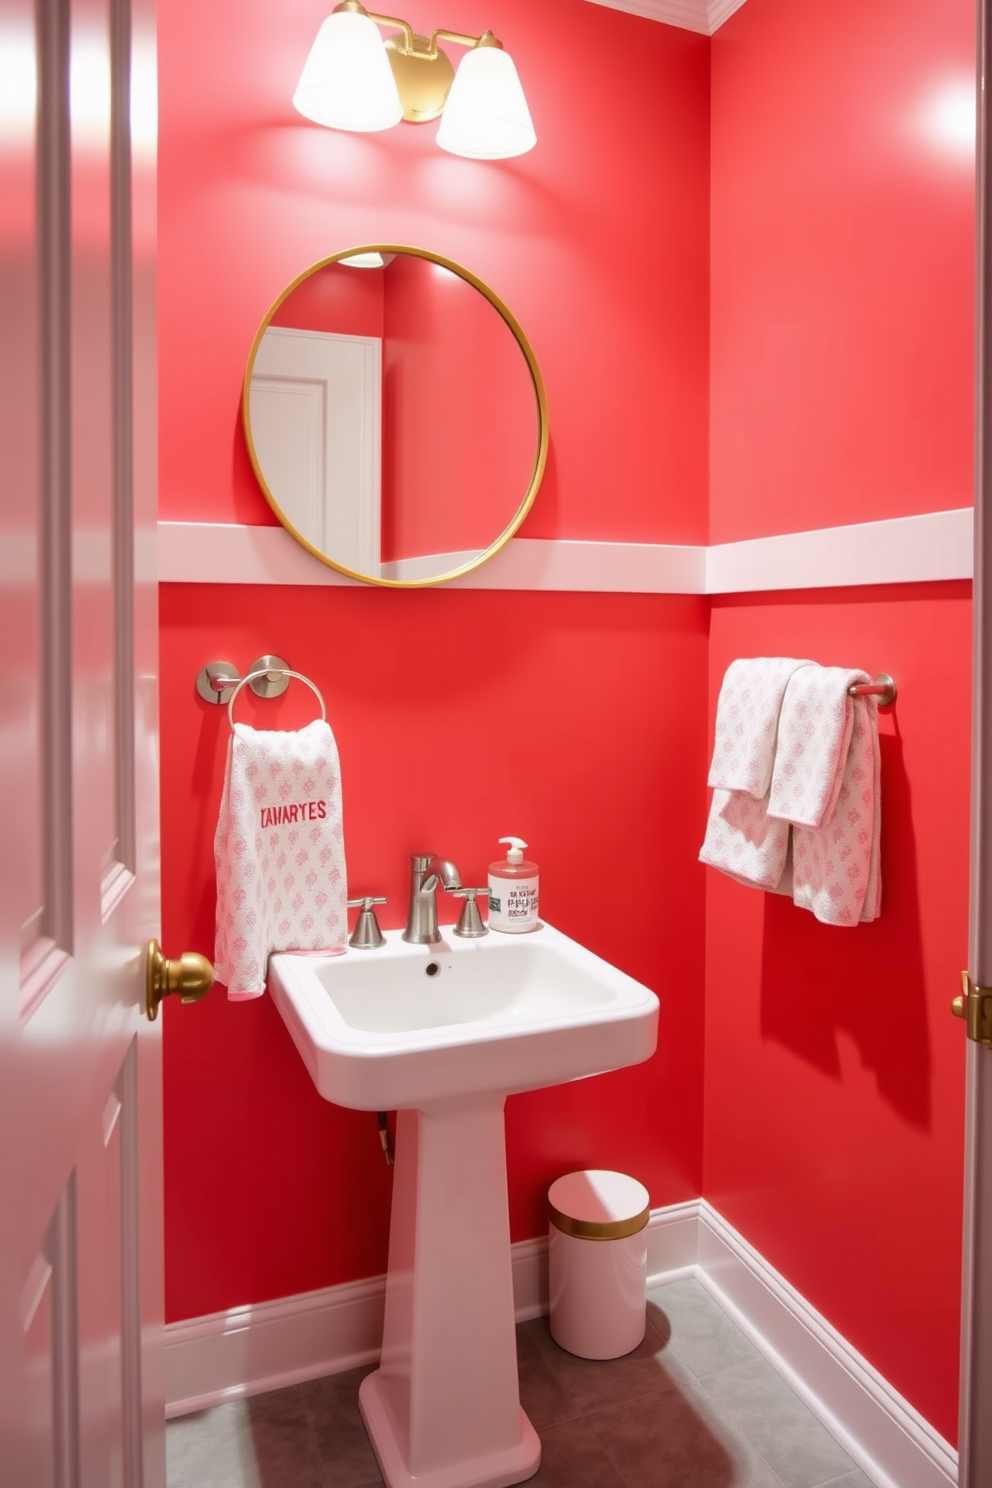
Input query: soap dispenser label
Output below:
<box><xmin>488</xmin><ymin>876</ymin><xmax>539</xmax><ymax>932</ymax></box>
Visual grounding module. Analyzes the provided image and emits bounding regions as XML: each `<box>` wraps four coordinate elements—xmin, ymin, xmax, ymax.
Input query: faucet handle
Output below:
<box><xmin>347</xmin><ymin>896</ymin><xmax>387</xmax><ymax>949</ymax></box>
<box><xmin>448</xmin><ymin>887</ymin><xmax>491</xmax><ymax>939</ymax></box>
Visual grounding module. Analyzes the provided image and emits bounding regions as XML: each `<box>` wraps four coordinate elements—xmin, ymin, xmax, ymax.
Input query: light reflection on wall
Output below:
<box><xmin>918</xmin><ymin>77</ymin><xmax>975</xmax><ymax>160</ymax></box>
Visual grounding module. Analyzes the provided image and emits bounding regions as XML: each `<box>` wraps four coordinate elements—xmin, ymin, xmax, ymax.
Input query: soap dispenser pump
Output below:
<box><xmin>488</xmin><ymin>836</ymin><xmax>539</xmax><ymax>933</ymax></box>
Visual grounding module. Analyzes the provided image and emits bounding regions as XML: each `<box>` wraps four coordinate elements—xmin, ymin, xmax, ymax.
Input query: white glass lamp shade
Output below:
<box><xmin>435</xmin><ymin>45</ymin><xmax>536</xmax><ymax>160</ymax></box>
<box><xmin>339</xmin><ymin>251</ymin><xmax>385</xmax><ymax>267</ymax></box>
<box><xmin>293</xmin><ymin>11</ymin><xmax>403</xmax><ymax>132</ymax></box>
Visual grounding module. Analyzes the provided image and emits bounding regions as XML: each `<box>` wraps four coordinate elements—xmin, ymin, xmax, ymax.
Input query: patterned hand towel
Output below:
<box><xmin>699</xmin><ymin>787</ymin><xmax>793</xmax><ymax>894</ymax></box>
<box><xmin>769</xmin><ymin>668</ymin><xmax>881</xmax><ymax>926</ymax></box>
<box><xmin>790</xmin><ymin>696</ymin><xmax>881</xmax><ymax>926</ymax></box>
<box><xmin>214</xmin><ymin>719</ymin><xmax>347</xmax><ymax>999</ymax></box>
<box><xmin>768</xmin><ymin>666</ymin><xmax>866</xmax><ymax>827</ymax></box>
<box><xmin>699</xmin><ymin>657</ymin><xmax>812</xmax><ymax>891</ymax></box>
<box><xmin>708</xmin><ymin>657</ymin><xmax>814</xmax><ymax>799</ymax></box>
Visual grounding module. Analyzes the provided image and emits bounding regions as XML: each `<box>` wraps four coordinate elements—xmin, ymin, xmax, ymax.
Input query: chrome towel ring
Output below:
<box><xmin>226</xmin><ymin>668</ymin><xmax>327</xmax><ymax>731</ymax></box>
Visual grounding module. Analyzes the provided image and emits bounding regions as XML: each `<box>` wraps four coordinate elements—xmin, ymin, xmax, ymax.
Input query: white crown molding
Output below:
<box><xmin>582</xmin><ymin>0</ymin><xmax>710</xmax><ymax>35</ymax></box>
<box><xmin>706</xmin><ymin>0</ymin><xmax>750</xmax><ymax>31</ymax></box>
<box><xmin>581</xmin><ymin>0</ymin><xmax>749</xmax><ymax>37</ymax></box>
<box><xmin>165</xmin><ymin>1200</ymin><xmax>955</xmax><ymax>1488</ymax></box>
<box><xmin>158</xmin><ymin>508</ymin><xmax>973</xmax><ymax>594</ymax></box>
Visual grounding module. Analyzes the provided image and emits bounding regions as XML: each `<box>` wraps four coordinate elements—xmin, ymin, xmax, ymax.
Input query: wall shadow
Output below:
<box><xmin>759</xmin><ymin>724</ymin><xmax>932</xmax><ymax>1131</ymax></box>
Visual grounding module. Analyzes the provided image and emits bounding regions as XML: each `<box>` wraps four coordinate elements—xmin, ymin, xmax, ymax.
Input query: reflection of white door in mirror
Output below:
<box><xmin>251</xmin><ymin>326</ymin><xmax>381</xmax><ymax>576</ymax></box>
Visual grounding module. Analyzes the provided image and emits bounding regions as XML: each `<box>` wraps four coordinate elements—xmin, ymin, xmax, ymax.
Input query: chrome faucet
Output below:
<box><xmin>403</xmin><ymin>853</ymin><xmax>462</xmax><ymax>944</ymax></box>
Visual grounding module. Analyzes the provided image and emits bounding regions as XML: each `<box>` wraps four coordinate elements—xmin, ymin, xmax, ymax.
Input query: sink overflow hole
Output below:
<box><xmin>425</xmin><ymin>962</ymin><xmax>441</xmax><ymax>977</ymax></box>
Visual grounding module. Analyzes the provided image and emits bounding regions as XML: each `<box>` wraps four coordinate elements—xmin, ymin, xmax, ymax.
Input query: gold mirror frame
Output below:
<box><xmin>242</xmin><ymin>244</ymin><xmax>549</xmax><ymax>588</ymax></box>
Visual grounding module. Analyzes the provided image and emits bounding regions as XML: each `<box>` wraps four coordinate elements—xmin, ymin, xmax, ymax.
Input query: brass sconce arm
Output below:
<box><xmin>428</xmin><ymin>27</ymin><xmax>503</xmax><ymax>56</ymax></box>
<box><xmin>336</xmin><ymin>1</ymin><xmax>502</xmax><ymax>61</ymax></box>
<box><xmin>364</xmin><ymin>10</ymin><xmax>415</xmax><ymax>51</ymax></box>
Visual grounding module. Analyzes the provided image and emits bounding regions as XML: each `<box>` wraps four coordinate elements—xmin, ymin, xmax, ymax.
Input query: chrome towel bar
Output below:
<box><xmin>848</xmin><ymin>674</ymin><xmax>897</xmax><ymax>706</ymax></box>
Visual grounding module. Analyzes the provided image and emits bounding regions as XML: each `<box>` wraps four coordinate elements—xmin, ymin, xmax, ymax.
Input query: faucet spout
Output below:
<box><xmin>422</xmin><ymin>857</ymin><xmax>462</xmax><ymax>894</ymax></box>
<box><xmin>403</xmin><ymin>854</ymin><xmax>462</xmax><ymax>944</ymax></box>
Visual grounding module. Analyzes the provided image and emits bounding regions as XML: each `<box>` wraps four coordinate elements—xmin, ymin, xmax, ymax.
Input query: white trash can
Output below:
<box><xmin>547</xmin><ymin>1169</ymin><xmax>650</xmax><ymax>1360</ymax></box>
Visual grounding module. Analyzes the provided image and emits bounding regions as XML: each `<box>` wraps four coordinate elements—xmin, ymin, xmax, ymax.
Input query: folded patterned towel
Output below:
<box><xmin>708</xmin><ymin>657</ymin><xmax>814</xmax><ymax>799</ymax></box>
<box><xmin>768</xmin><ymin>666</ymin><xmax>868</xmax><ymax>827</ymax></box>
<box><xmin>699</xmin><ymin>657</ymin><xmax>811</xmax><ymax>890</ymax></box>
<box><xmin>214</xmin><ymin>719</ymin><xmax>347</xmax><ymax>999</ymax></box>
<box><xmin>699</xmin><ymin>787</ymin><xmax>793</xmax><ymax>894</ymax></box>
<box><xmin>700</xmin><ymin>660</ymin><xmax>882</xmax><ymax>926</ymax></box>
<box><xmin>789</xmin><ymin>694</ymin><xmax>881</xmax><ymax>926</ymax></box>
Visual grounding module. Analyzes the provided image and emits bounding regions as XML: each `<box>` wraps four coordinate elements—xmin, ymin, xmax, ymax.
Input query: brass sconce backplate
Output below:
<box><xmin>385</xmin><ymin>35</ymin><xmax>454</xmax><ymax>121</ymax></box>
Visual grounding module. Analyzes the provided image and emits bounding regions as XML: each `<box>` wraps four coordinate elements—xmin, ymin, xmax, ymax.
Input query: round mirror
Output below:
<box><xmin>242</xmin><ymin>245</ymin><xmax>548</xmax><ymax>587</ymax></box>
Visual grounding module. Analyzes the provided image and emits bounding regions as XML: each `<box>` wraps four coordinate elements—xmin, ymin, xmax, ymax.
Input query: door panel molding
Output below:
<box><xmin>48</xmin><ymin>1173</ymin><xmax>81</xmax><ymax>1488</ymax></box>
<box><xmin>109</xmin><ymin>0</ymin><xmax>135</xmax><ymax>889</ymax></box>
<box><xmin>22</xmin><ymin>0</ymin><xmax>74</xmax><ymax>1022</ymax></box>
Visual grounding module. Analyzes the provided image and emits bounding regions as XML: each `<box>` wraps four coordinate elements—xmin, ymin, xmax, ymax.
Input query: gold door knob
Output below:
<box><xmin>145</xmin><ymin>938</ymin><xmax>214</xmax><ymax>1021</ymax></box>
<box><xmin>953</xmin><ymin>969</ymin><xmax>970</xmax><ymax>1021</ymax></box>
<box><xmin>954</xmin><ymin>971</ymin><xmax>992</xmax><ymax>1045</ymax></box>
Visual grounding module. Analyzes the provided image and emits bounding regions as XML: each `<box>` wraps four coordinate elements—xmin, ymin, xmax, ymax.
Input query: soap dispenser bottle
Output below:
<box><xmin>488</xmin><ymin>837</ymin><xmax>539</xmax><ymax>933</ymax></box>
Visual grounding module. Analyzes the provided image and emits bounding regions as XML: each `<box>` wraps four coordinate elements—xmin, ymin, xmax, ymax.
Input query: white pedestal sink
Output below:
<box><xmin>269</xmin><ymin>921</ymin><xmax>659</xmax><ymax>1488</ymax></box>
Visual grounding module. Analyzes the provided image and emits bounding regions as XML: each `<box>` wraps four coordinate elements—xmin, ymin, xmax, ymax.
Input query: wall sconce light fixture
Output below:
<box><xmin>293</xmin><ymin>0</ymin><xmax>536</xmax><ymax>160</ymax></box>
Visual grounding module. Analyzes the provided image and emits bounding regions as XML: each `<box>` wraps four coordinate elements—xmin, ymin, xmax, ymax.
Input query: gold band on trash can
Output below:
<box><xmin>548</xmin><ymin>1203</ymin><xmax>650</xmax><ymax>1242</ymax></box>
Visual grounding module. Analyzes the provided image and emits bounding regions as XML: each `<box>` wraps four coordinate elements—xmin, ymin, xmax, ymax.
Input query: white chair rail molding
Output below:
<box><xmin>158</xmin><ymin>507</ymin><xmax>975</xmax><ymax>594</ymax></box>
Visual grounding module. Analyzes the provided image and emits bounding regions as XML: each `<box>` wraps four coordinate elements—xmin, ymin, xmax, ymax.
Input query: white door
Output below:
<box><xmin>0</xmin><ymin>0</ymin><xmax>169</xmax><ymax>1483</ymax></box>
<box><xmin>250</xmin><ymin>325</ymin><xmax>382</xmax><ymax>576</ymax></box>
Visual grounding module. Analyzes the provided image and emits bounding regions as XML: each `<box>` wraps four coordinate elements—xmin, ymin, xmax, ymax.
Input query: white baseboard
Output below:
<box><xmin>164</xmin><ymin>1200</ymin><xmax>701</xmax><ymax>1418</ymax></box>
<box><xmin>646</xmin><ymin>1197</ymin><xmax>702</xmax><ymax>1285</ymax></box>
<box><xmin>165</xmin><ymin>1200</ymin><xmax>957</xmax><ymax>1488</ymax></box>
<box><xmin>696</xmin><ymin>1203</ymin><xmax>957</xmax><ymax>1488</ymax></box>
<box><xmin>164</xmin><ymin>1274</ymin><xmax>385</xmax><ymax>1419</ymax></box>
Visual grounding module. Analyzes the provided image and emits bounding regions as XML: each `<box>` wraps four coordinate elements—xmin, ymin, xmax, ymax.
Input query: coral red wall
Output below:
<box><xmin>158</xmin><ymin>0</ymin><xmax>973</xmax><ymax>1447</ymax></box>
<box><xmin>158</xmin><ymin>0</ymin><xmax>711</xmax><ymax>1325</ymax></box>
<box><xmin>160</xmin><ymin>585</ymin><xmax>709</xmax><ymax>1318</ymax></box>
<box><xmin>704</xmin><ymin>586</ymin><xmax>970</xmax><ymax>1444</ymax></box>
<box><xmin>710</xmin><ymin>0</ymin><xmax>974</xmax><ymax>544</ymax></box>
<box><xmin>706</xmin><ymin>0</ymin><xmax>974</xmax><ymax>1443</ymax></box>
<box><xmin>158</xmin><ymin>0</ymin><xmax>710</xmax><ymax>544</ymax></box>
<box><xmin>270</xmin><ymin>262</ymin><xmax>385</xmax><ymax>338</ymax></box>
<box><xmin>380</xmin><ymin>255</ymin><xmax>536</xmax><ymax>561</ymax></box>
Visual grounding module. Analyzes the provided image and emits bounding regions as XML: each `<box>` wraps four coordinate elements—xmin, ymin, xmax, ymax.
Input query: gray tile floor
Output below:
<box><xmin>166</xmin><ymin>1278</ymin><xmax>879</xmax><ymax>1488</ymax></box>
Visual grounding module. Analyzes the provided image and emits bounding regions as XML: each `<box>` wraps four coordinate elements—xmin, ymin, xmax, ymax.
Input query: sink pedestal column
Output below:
<box><xmin>359</xmin><ymin>1095</ymin><xmax>541</xmax><ymax>1488</ymax></box>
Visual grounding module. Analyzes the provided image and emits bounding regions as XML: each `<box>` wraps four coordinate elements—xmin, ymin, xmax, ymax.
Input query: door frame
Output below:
<box><xmin>959</xmin><ymin>0</ymin><xmax>992</xmax><ymax>1481</ymax></box>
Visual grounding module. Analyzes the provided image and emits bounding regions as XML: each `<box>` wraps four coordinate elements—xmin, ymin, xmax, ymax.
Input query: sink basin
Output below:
<box><xmin>268</xmin><ymin>920</ymin><xmax>659</xmax><ymax>1111</ymax></box>
<box><xmin>268</xmin><ymin>919</ymin><xmax>659</xmax><ymax>1488</ymax></box>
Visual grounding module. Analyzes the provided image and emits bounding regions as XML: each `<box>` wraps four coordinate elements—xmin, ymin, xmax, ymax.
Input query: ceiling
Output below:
<box><xmin>581</xmin><ymin>0</ymin><xmax>749</xmax><ymax>37</ymax></box>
